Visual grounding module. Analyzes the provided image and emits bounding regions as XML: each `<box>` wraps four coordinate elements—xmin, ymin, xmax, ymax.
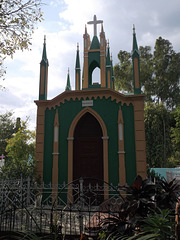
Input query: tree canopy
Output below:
<box><xmin>0</xmin><ymin>0</ymin><xmax>43</xmax><ymax>81</ymax></box>
<box><xmin>0</xmin><ymin>111</ymin><xmax>17</xmax><ymax>155</ymax></box>
<box><xmin>144</xmin><ymin>103</ymin><xmax>176</xmax><ymax>168</ymax></box>
<box><xmin>114</xmin><ymin>37</ymin><xmax>180</xmax><ymax>109</ymax></box>
<box><xmin>0</xmin><ymin>112</ymin><xmax>36</xmax><ymax>179</ymax></box>
<box><xmin>1</xmin><ymin>119</ymin><xmax>36</xmax><ymax>179</ymax></box>
<box><xmin>114</xmin><ymin>50</ymin><xmax>133</xmax><ymax>93</ymax></box>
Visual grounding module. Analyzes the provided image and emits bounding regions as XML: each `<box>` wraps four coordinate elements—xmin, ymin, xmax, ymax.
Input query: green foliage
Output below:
<box><xmin>98</xmin><ymin>200</ymin><xmax>140</xmax><ymax>239</ymax></box>
<box><xmin>138</xmin><ymin>46</ymin><xmax>154</xmax><ymax>102</ymax></box>
<box><xmin>168</xmin><ymin>108</ymin><xmax>180</xmax><ymax>165</ymax></box>
<box><xmin>0</xmin><ymin>111</ymin><xmax>17</xmax><ymax>155</ymax></box>
<box><xmin>115</xmin><ymin>38</ymin><xmax>180</xmax><ymax>167</ymax></box>
<box><xmin>127</xmin><ymin>208</ymin><xmax>175</xmax><ymax>240</ymax></box>
<box><xmin>98</xmin><ymin>176</ymin><xmax>178</xmax><ymax>240</ymax></box>
<box><xmin>3</xmin><ymin>231</ymin><xmax>51</xmax><ymax>239</ymax></box>
<box><xmin>156</xmin><ymin>178</ymin><xmax>180</xmax><ymax>209</ymax></box>
<box><xmin>172</xmin><ymin>107</ymin><xmax>180</xmax><ymax>148</ymax></box>
<box><xmin>114</xmin><ymin>50</ymin><xmax>133</xmax><ymax>93</ymax></box>
<box><xmin>153</xmin><ymin>37</ymin><xmax>180</xmax><ymax>108</ymax></box>
<box><xmin>114</xmin><ymin>37</ymin><xmax>180</xmax><ymax>108</ymax></box>
<box><xmin>142</xmin><ymin>209</ymin><xmax>174</xmax><ymax>239</ymax></box>
<box><xmin>1</xmin><ymin>120</ymin><xmax>36</xmax><ymax>179</ymax></box>
<box><xmin>121</xmin><ymin>176</ymin><xmax>156</xmax><ymax>217</ymax></box>
<box><xmin>144</xmin><ymin>102</ymin><xmax>174</xmax><ymax>167</ymax></box>
<box><xmin>0</xmin><ymin>0</ymin><xmax>43</xmax><ymax>80</ymax></box>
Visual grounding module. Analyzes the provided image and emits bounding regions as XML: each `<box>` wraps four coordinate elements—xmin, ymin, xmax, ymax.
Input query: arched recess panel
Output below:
<box><xmin>73</xmin><ymin>112</ymin><xmax>103</xmax><ymax>182</ymax></box>
<box><xmin>68</xmin><ymin>107</ymin><xmax>108</xmax><ymax>185</ymax></box>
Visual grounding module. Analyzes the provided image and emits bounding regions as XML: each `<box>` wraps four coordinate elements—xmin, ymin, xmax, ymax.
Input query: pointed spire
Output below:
<box><xmin>75</xmin><ymin>43</ymin><xmax>81</xmax><ymax>90</ymax></box>
<box><xmin>132</xmin><ymin>24</ymin><xmax>138</xmax><ymax>53</ymax></box>
<box><xmin>39</xmin><ymin>36</ymin><xmax>49</xmax><ymax>100</ymax></box>
<box><xmin>65</xmin><ymin>68</ymin><xmax>71</xmax><ymax>91</ymax></box>
<box><xmin>75</xmin><ymin>43</ymin><xmax>80</xmax><ymax>69</ymax></box>
<box><xmin>132</xmin><ymin>25</ymin><xmax>141</xmax><ymax>94</ymax></box>
<box><xmin>106</xmin><ymin>40</ymin><xmax>111</xmax><ymax>65</ymax></box>
<box><xmin>85</xmin><ymin>24</ymin><xmax>87</xmax><ymax>35</ymax></box>
<box><xmin>111</xmin><ymin>53</ymin><xmax>115</xmax><ymax>89</ymax></box>
<box><xmin>111</xmin><ymin>53</ymin><xmax>115</xmax><ymax>90</ymax></box>
<box><xmin>41</xmin><ymin>35</ymin><xmax>49</xmax><ymax>65</ymax></box>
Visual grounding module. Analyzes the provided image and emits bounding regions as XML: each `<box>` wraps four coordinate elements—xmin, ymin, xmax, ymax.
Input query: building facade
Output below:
<box><xmin>35</xmin><ymin>16</ymin><xmax>146</xmax><ymax>187</ymax></box>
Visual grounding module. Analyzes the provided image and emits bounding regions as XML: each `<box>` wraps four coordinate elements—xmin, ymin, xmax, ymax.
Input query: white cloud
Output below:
<box><xmin>149</xmin><ymin>12</ymin><xmax>160</xmax><ymax>27</ymax></box>
<box><xmin>2</xmin><ymin>0</ymin><xmax>180</xmax><ymax>130</ymax></box>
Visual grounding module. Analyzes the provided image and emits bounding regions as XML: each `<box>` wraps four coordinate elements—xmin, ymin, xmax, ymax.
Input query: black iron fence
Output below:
<box><xmin>0</xmin><ymin>177</ymin><xmax>124</xmax><ymax>238</ymax></box>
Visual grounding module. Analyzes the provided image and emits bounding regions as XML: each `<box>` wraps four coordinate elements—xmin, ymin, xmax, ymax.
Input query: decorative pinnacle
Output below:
<box><xmin>65</xmin><ymin>68</ymin><xmax>71</xmax><ymax>91</ymax></box>
<box><xmin>133</xmin><ymin>24</ymin><xmax>135</xmax><ymax>34</ymax></box>
<box><xmin>41</xmin><ymin>35</ymin><xmax>48</xmax><ymax>64</ymax></box>
<box><xmin>44</xmin><ymin>35</ymin><xmax>46</xmax><ymax>44</ymax></box>
<box><xmin>77</xmin><ymin>43</ymin><xmax>79</xmax><ymax>51</ymax></box>
<box><xmin>85</xmin><ymin>24</ymin><xmax>87</xmax><ymax>34</ymax></box>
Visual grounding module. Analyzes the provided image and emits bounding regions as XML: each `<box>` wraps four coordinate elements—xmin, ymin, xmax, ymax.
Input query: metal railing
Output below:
<box><xmin>0</xmin><ymin>177</ymin><xmax>124</xmax><ymax>238</ymax></box>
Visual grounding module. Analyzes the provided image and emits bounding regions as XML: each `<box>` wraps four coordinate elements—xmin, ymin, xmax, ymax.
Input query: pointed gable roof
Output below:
<box><xmin>90</xmin><ymin>36</ymin><xmax>100</xmax><ymax>49</ymax></box>
<box><xmin>106</xmin><ymin>41</ymin><xmax>111</xmax><ymax>66</ymax></box>
<box><xmin>65</xmin><ymin>69</ymin><xmax>71</xmax><ymax>91</ymax></box>
<box><xmin>132</xmin><ymin>25</ymin><xmax>139</xmax><ymax>56</ymax></box>
<box><xmin>41</xmin><ymin>35</ymin><xmax>49</xmax><ymax>66</ymax></box>
<box><xmin>75</xmin><ymin>43</ymin><xmax>80</xmax><ymax>69</ymax></box>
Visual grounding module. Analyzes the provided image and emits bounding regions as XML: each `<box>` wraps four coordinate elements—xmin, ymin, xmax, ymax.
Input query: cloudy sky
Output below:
<box><xmin>1</xmin><ymin>0</ymin><xmax>180</xmax><ymax>130</ymax></box>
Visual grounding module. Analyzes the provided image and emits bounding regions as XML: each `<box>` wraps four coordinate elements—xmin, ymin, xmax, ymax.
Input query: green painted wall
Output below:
<box><xmin>43</xmin><ymin>108</ymin><xmax>55</xmax><ymax>184</ymax></box>
<box><xmin>122</xmin><ymin>103</ymin><xmax>137</xmax><ymax>185</ymax></box>
<box><xmin>58</xmin><ymin>100</ymin><xmax>82</xmax><ymax>184</ymax></box>
<box><xmin>43</xmin><ymin>97</ymin><xmax>136</xmax><ymax>186</ymax></box>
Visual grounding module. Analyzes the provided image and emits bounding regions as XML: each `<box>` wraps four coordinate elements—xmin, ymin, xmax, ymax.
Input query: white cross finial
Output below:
<box><xmin>0</xmin><ymin>154</ymin><xmax>5</xmax><ymax>160</ymax></box>
<box><xmin>87</xmin><ymin>15</ymin><xmax>103</xmax><ymax>36</ymax></box>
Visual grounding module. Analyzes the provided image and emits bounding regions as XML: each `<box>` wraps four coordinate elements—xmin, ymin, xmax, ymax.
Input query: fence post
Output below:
<box><xmin>79</xmin><ymin>178</ymin><xmax>84</xmax><ymax>234</ymax></box>
<box><xmin>0</xmin><ymin>178</ymin><xmax>4</xmax><ymax>231</ymax></box>
<box><xmin>27</xmin><ymin>177</ymin><xmax>30</xmax><ymax>206</ymax></box>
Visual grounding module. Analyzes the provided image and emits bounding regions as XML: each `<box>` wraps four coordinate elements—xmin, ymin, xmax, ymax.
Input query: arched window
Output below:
<box><xmin>92</xmin><ymin>67</ymin><xmax>100</xmax><ymax>85</ymax></box>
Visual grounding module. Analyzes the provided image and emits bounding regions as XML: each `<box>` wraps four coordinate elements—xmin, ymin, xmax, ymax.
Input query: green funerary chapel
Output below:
<box><xmin>35</xmin><ymin>16</ymin><xmax>147</xmax><ymax>188</ymax></box>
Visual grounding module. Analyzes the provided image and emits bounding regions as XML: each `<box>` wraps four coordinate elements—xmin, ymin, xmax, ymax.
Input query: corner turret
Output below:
<box><xmin>75</xmin><ymin>43</ymin><xmax>81</xmax><ymax>90</ymax></box>
<box><xmin>111</xmin><ymin>53</ymin><xmax>115</xmax><ymax>90</ymax></box>
<box><xmin>39</xmin><ymin>36</ymin><xmax>49</xmax><ymax>100</ymax></box>
<box><xmin>106</xmin><ymin>41</ymin><xmax>113</xmax><ymax>89</ymax></box>
<box><xmin>132</xmin><ymin>25</ymin><xmax>141</xmax><ymax>94</ymax></box>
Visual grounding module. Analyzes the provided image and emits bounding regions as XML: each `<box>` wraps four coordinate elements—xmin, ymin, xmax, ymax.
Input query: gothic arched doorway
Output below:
<box><xmin>73</xmin><ymin>112</ymin><xmax>103</xmax><ymax>183</ymax></box>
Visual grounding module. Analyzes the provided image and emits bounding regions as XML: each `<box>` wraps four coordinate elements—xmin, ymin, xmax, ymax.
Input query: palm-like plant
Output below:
<box><xmin>99</xmin><ymin>176</ymin><xmax>179</xmax><ymax>240</ymax></box>
<box><xmin>122</xmin><ymin>175</ymin><xmax>156</xmax><ymax>216</ymax></box>
<box><xmin>121</xmin><ymin>208</ymin><xmax>175</xmax><ymax>240</ymax></box>
<box><xmin>156</xmin><ymin>178</ymin><xmax>180</xmax><ymax>209</ymax></box>
<box><xmin>98</xmin><ymin>200</ymin><xmax>140</xmax><ymax>239</ymax></box>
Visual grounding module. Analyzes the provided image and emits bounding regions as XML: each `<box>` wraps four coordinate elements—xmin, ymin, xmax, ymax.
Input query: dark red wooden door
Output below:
<box><xmin>73</xmin><ymin>112</ymin><xmax>103</xmax><ymax>182</ymax></box>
